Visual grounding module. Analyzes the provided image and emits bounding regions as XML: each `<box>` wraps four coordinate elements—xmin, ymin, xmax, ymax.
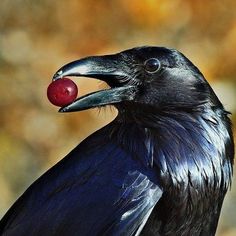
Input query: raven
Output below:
<box><xmin>0</xmin><ymin>46</ymin><xmax>234</xmax><ymax>236</ymax></box>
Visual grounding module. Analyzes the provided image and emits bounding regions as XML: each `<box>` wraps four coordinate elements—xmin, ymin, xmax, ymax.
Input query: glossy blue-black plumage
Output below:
<box><xmin>0</xmin><ymin>46</ymin><xmax>234</xmax><ymax>236</ymax></box>
<box><xmin>0</xmin><ymin>124</ymin><xmax>162</xmax><ymax>236</ymax></box>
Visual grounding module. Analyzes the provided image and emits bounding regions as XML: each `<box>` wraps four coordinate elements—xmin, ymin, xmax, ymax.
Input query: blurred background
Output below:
<box><xmin>0</xmin><ymin>0</ymin><xmax>235</xmax><ymax>235</ymax></box>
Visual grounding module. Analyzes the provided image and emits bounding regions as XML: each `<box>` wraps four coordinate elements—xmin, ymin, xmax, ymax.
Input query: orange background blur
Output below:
<box><xmin>0</xmin><ymin>1</ymin><xmax>235</xmax><ymax>235</ymax></box>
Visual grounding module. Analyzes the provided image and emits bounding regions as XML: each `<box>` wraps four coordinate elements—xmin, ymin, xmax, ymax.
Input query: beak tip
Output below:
<box><xmin>58</xmin><ymin>104</ymin><xmax>74</xmax><ymax>113</ymax></box>
<box><xmin>58</xmin><ymin>107</ymin><xmax>67</xmax><ymax>113</ymax></box>
<box><xmin>52</xmin><ymin>70</ymin><xmax>64</xmax><ymax>81</ymax></box>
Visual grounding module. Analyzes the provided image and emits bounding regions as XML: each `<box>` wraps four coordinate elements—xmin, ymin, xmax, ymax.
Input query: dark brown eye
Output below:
<box><xmin>144</xmin><ymin>58</ymin><xmax>161</xmax><ymax>73</ymax></box>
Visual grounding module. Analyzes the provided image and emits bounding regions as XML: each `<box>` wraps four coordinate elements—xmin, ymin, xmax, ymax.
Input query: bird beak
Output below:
<box><xmin>52</xmin><ymin>55</ymin><xmax>137</xmax><ymax>112</ymax></box>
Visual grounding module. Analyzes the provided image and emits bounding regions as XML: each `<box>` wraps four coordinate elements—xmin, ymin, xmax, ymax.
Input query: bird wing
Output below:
<box><xmin>0</xmin><ymin>126</ymin><xmax>162</xmax><ymax>236</ymax></box>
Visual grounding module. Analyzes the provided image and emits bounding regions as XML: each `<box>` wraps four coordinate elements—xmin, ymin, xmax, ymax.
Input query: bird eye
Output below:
<box><xmin>144</xmin><ymin>58</ymin><xmax>161</xmax><ymax>73</ymax></box>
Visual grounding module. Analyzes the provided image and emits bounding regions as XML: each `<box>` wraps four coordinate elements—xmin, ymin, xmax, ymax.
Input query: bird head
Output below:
<box><xmin>53</xmin><ymin>46</ymin><xmax>221</xmax><ymax>114</ymax></box>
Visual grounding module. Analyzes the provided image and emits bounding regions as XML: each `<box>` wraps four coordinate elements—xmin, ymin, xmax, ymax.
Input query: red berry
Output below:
<box><xmin>47</xmin><ymin>78</ymin><xmax>78</xmax><ymax>107</ymax></box>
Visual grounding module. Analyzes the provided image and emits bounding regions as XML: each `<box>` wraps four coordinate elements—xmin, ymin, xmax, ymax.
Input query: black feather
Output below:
<box><xmin>0</xmin><ymin>46</ymin><xmax>234</xmax><ymax>236</ymax></box>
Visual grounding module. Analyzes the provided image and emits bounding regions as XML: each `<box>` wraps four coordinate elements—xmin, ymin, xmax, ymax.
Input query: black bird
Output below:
<box><xmin>0</xmin><ymin>46</ymin><xmax>234</xmax><ymax>236</ymax></box>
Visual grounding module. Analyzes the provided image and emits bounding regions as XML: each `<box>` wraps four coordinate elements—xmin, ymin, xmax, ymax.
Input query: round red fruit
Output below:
<box><xmin>47</xmin><ymin>78</ymin><xmax>78</xmax><ymax>107</ymax></box>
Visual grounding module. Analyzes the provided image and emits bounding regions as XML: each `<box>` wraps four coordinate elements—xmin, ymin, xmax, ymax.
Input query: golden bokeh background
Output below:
<box><xmin>0</xmin><ymin>1</ymin><xmax>235</xmax><ymax>235</ymax></box>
